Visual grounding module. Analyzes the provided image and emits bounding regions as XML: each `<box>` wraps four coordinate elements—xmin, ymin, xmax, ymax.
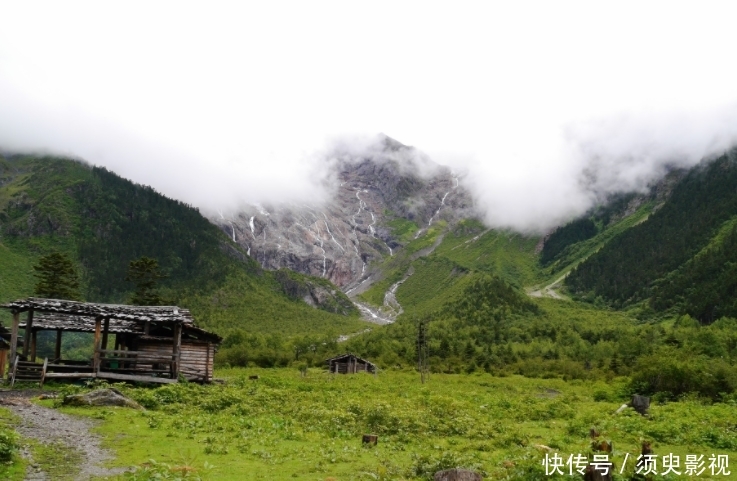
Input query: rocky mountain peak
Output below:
<box><xmin>212</xmin><ymin>137</ymin><xmax>473</xmax><ymax>289</ymax></box>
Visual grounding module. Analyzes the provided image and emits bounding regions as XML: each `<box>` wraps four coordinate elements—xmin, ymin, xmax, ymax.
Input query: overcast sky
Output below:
<box><xmin>2</xmin><ymin>1</ymin><xmax>737</xmax><ymax>232</ymax></box>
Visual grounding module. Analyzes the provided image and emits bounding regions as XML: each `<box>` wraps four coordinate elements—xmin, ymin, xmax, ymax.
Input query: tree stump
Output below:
<box><xmin>433</xmin><ymin>468</ymin><xmax>482</xmax><ymax>481</ymax></box>
<box><xmin>362</xmin><ymin>434</ymin><xmax>378</xmax><ymax>445</ymax></box>
<box><xmin>583</xmin><ymin>463</ymin><xmax>613</xmax><ymax>481</ymax></box>
<box><xmin>631</xmin><ymin>394</ymin><xmax>650</xmax><ymax>415</ymax></box>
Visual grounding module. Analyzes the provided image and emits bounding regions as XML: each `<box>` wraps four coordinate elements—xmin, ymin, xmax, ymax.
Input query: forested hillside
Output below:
<box><xmin>0</xmin><ymin>154</ymin><xmax>362</xmax><ymax>336</ymax></box>
<box><xmin>566</xmin><ymin>149</ymin><xmax>737</xmax><ymax>318</ymax></box>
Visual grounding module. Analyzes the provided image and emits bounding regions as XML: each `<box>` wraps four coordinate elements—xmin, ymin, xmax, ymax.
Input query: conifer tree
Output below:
<box><xmin>33</xmin><ymin>251</ymin><xmax>81</xmax><ymax>300</ymax></box>
<box><xmin>126</xmin><ymin>256</ymin><xmax>167</xmax><ymax>306</ymax></box>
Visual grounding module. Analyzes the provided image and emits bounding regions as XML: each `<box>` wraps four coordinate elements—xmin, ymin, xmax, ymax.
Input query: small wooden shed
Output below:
<box><xmin>1</xmin><ymin>297</ymin><xmax>221</xmax><ymax>385</ymax></box>
<box><xmin>326</xmin><ymin>353</ymin><xmax>377</xmax><ymax>374</ymax></box>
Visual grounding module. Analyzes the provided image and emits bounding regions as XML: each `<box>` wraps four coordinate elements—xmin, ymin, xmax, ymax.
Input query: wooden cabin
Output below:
<box><xmin>326</xmin><ymin>353</ymin><xmax>377</xmax><ymax>374</ymax></box>
<box><xmin>1</xmin><ymin>298</ymin><xmax>221</xmax><ymax>385</ymax></box>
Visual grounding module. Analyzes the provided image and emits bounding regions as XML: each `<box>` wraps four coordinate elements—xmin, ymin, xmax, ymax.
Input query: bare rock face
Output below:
<box><xmin>212</xmin><ymin>136</ymin><xmax>474</xmax><ymax>290</ymax></box>
<box><xmin>63</xmin><ymin>388</ymin><xmax>143</xmax><ymax>409</ymax></box>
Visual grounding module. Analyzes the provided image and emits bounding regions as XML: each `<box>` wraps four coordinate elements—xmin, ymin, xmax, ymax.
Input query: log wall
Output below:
<box><xmin>179</xmin><ymin>341</ymin><xmax>215</xmax><ymax>382</ymax></box>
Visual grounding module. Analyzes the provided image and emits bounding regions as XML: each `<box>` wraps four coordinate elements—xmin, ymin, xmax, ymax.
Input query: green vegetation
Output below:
<box><xmin>126</xmin><ymin>256</ymin><xmax>167</xmax><ymax>306</ymax></box>
<box><xmin>4</xmin><ymin>148</ymin><xmax>737</xmax><ymax>480</ymax></box>
<box><xmin>384</xmin><ymin>213</ymin><xmax>419</xmax><ymax>244</ymax></box>
<box><xmin>359</xmin><ymin>219</ymin><xmax>541</xmax><ymax>311</ymax></box>
<box><xmin>650</xmin><ymin>217</ymin><xmax>737</xmax><ymax>322</ymax></box>
<box><xmin>346</xmin><ymin>283</ymin><xmax>737</xmax><ymax>399</ymax></box>
<box><xmin>0</xmin><ymin>154</ymin><xmax>364</xmax><ymax>339</ymax></box>
<box><xmin>33</xmin><ymin>250</ymin><xmax>81</xmax><ymax>300</ymax></box>
<box><xmin>538</xmin><ymin>201</ymin><xmax>654</xmax><ymax>282</ymax></box>
<box><xmin>35</xmin><ymin>369</ymin><xmax>737</xmax><ymax>481</ymax></box>
<box><xmin>30</xmin><ymin>440</ymin><xmax>83</xmax><ymax>480</ymax></box>
<box><xmin>0</xmin><ymin>409</ymin><xmax>25</xmax><ymax>481</ymax></box>
<box><xmin>541</xmin><ymin>217</ymin><xmax>597</xmax><ymax>265</ymax></box>
<box><xmin>567</xmin><ymin>150</ymin><xmax>737</xmax><ymax>313</ymax></box>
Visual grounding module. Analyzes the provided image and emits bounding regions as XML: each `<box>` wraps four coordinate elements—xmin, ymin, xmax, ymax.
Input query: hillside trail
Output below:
<box><xmin>528</xmin><ymin>272</ymin><xmax>568</xmax><ymax>300</ymax></box>
<box><xmin>0</xmin><ymin>390</ymin><xmax>126</xmax><ymax>480</ymax></box>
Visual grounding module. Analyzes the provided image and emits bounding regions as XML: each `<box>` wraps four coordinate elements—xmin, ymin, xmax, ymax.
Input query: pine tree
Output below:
<box><xmin>33</xmin><ymin>251</ymin><xmax>81</xmax><ymax>300</ymax></box>
<box><xmin>126</xmin><ymin>257</ymin><xmax>167</xmax><ymax>306</ymax></box>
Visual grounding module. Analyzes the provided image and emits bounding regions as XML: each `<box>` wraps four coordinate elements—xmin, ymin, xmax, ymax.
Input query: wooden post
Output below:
<box><xmin>93</xmin><ymin>316</ymin><xmax>103</xmax><ymax>374</ymax></box>
<box><xmin>9</xmin><ymin>310</ymin><xmax>20</xmax><ymax>375</ymax></box>
<box><xmin>54</xmin><ymin>330</ymin><xmax>62</xmax><ymax>361</ymax></box>
<box><xmin>205</xmin><ymin>342</ymin><xmax>211</xmax><ymax>382</ymax></box>
<box><xmin>171</xmin><ymin>323</ymin><xmax>182</xmax><ymax>379</ymax></box>
<box><xmin>30</xmin><ymin>331</ymin><xmax>37</xmax><ymax>362</ymax></box>
<box><xmin>22</xmin><ymin>309</ymin><xmax>33</xmax><ymax>357</ymax></box>
<box><xmin>101</xmin><ymin>318</ymin><xmax>110</xmax><ymax>350</ymax></box>
<box><xmin>0</xmin><ymin>350</ymin><xmax>6</xmax><ymax>379</ymax></box>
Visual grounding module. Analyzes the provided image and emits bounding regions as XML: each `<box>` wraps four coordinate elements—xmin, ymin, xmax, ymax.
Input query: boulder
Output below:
<box><xmin>434</xmin><ymin>468</ymin><xmax>482</xmax><ymax>481</ymax></box>
<box><xmin>63</xmin><ymin>388</ymin><xmax>143</xmax><ymax>409</ymax></box>
<box><xmin>631</xmin><ymin>394</ymin><xmax>650</xmax><ymax>415</ymax></box>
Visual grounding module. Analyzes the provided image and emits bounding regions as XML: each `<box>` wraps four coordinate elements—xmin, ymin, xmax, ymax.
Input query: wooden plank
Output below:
<box><xmin>101</xmin><ymin>318</ymin><xmax>110</xmax><ymax>350</ymax></box>
<box><xmin>172</xmin><ymin>323</ymin><xmax>182</xmax><ymax>378</ymax></box>
<box><xmin>22</xmin><ymin>309</ymin><xmax>33</xmax><ymax>357</ymax></box>
<box><xmin>96</xmin><ymin>349</ymin><xmax>177</xmax><ymax>357</ymax></box>
<box><xmin>98</xmin><ymin>372</ymin><xmax>177</xmax><ymax>384</ymax></box>
<box><xmin>54</xmin><ymin>330</ymin><xmax>62</xmax><ymax>361</ymax></box>
<box><xmin>44</xmin><ymin>372</ymin><xmax>96</xmax><ymax>379</ymax></box>
<box><xmin>40</xmin><ymin>358</ymin><xmax>48</xmax><ymax>387</ymax></box>
<box><xmin>102</xmin><ymin>356</ymin><xmax>176</xmax><ymax>362</ymax></box>
<box><xmin>93</xmin><ymin>317</ymin><xmax>103</xmax><ymax>373</ymax></box>
<box><xmin>205</xmin><ymin>342</ymin><xmax>211</xmax><ymax>382</ymax></box>
<box><xmin>9</xmin><ymin>311</ymin><xmax>20</xmax><ymax>375</ymax></box>
<box><xmin>30</xmin><ymin>330</ymin><xmax>37</xmax><ymax>362</ymax></box>
<box><xmin>10</xmin><ymin>355</ymin><xmax>19</xmax><ymax>387</ymax></box>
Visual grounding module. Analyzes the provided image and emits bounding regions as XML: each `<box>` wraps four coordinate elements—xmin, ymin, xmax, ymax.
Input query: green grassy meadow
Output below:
<box><xmin>26</xmin><ymin>368</ymin><xmax>737</xmax><ymax>481</ymax></box>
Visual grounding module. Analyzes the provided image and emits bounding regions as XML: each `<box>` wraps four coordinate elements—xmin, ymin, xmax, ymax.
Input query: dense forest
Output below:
<box><xmin>540</xmin><ymin>217</ymin><xmax>597</xmax><ymax>265</ymax></box>
<box><xmin>566</xmin><ymin>149</ymin><xmax>737</xmax><ymax>312</ymax></box>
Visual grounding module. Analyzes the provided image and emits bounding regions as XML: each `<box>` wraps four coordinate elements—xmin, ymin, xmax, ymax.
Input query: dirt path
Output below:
<box><xmin>528</xmin><ymin>273</ymin><xmax>568</xmax><ymax>300</ymax></box>
<box><xmin>0</xmin><ymin>391</ymin><xmax>126</xmax><ymax>481</ymax></box>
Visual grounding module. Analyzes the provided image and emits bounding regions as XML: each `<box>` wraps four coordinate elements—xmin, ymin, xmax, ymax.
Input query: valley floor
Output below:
<box><xmin>2</xmin><ymin>369</ymin><xmax>736</xmax><ymax>480</ymax></box>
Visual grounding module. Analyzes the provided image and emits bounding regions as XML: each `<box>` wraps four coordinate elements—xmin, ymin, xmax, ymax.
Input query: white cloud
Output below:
<box><xmin>1</xmin><ymin>1</ymin><xmax>737</xmax><ymax>230</ymax></box>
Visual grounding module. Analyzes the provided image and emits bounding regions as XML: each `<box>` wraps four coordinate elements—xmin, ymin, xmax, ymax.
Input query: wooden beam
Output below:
<box><xmin>22</xmin><ymin>309</ymin><xmax>33</xmax><ymax>357</ymax></box>
<box><xmin>93</xmin><ymin>316</ymin><xmax>103</xmax><ymax>373</ymax></box>
<box><xmin>101</xmin><ymin>318</ymin><xmax>110</xmax><ymax>350</ymax></box>
<box><xmin>44</xmin><ymin>372</ymin><xmax>96</xmax><ymax>379</ymax></box>
<box><xmin>9</xmin><ymin>311</ymin><xmax>20</xmax><ymax>375</ymax></box>
<box><xmin>30</xmin><ymin>331</ymin><xmax>37</xmax><ymax>362</ymax></box>
<box><xmin>171</xmin><ymin>323</ymin><xmax>182</xmax><ymax>379</ymax></box>
<box><xmin>205</xmin><ymin>342</ymin><xmax>211</xmax><ymax>382</ymax></box>
<box><xmin>54</xmin><ymin>330</ymin><xmax>62</xmax><ymax>361</ymax></box>
<box><xmin>97</xmin><ymin>371</ymin><xmax>177</xmax><ymax>384</ymax></box>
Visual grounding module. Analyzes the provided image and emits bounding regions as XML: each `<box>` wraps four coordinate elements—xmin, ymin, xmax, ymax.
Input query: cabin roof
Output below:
<box><xmin>2</xmin><ymin>297</ymin><xmax>195</xmax><ymax>324</ymax></box>
<box><xmin>1</xmin><ymin>297</ymin><xmax>222</xmax><ymax>343</ymax></box>
<box><xmin>21</xmin><ymin>313</ymin><xmax>141</xmax><ymax>333</ymax></box>
<box><xmin>325</xmin><ymin>353</ymin><xmax>376</xmax><ymax>367</ymax></box>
